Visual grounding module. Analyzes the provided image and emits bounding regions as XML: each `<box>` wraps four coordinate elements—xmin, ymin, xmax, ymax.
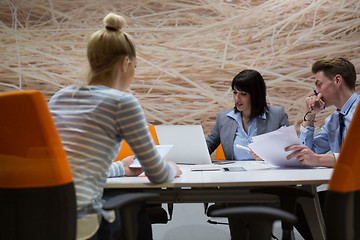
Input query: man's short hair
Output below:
<box><xmin>312</xmin><ymin>57</ymin><xmax>356</xmax><ymax>90</ymax></box>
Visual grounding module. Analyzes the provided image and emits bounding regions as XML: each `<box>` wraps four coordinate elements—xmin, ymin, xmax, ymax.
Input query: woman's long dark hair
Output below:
<box><xmin>232</xmin><ymin>69</ymin><xmax>268</xmax><ymax>120</ymax></box>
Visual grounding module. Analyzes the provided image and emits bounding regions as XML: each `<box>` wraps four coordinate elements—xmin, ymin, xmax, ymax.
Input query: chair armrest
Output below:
<box><xmin>209</xmin><ymin>206</ymin><xmax>297</xmax><ymax>224</ymax></box>
<box><xmin>102</xmin><ymin>193</ymin><xmax>159</xmax><ymax>210</ymax></box>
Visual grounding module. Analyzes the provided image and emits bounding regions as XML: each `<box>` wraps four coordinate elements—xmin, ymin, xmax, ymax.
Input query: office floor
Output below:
<box><xmin>152</xmin><ymin>203</ymin><xmax>305</xmax><ymax>240</ymax></box>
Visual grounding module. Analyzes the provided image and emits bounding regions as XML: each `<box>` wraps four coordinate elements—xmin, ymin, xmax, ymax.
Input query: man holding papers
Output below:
<box><xmin>285</xmin><ymin>57</ymin><xmax>359</xmax><ymax>240</ymax></box>
<box><xmin>285</xmin><ymin>57</ymin><xmax>359</xmax><ymax>168</ymax></box>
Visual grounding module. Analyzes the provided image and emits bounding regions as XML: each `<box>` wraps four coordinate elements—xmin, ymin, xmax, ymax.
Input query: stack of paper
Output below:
<box><xmin>249</xmin><ymin>126</ymin><xmax>308</xmax><ymax>168</ymax></box>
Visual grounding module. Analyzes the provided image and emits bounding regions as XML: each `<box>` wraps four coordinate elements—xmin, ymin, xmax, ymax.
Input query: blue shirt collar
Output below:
<box><xmin>339</xmin><ymin>92</ymin><xmax>359</xmax><ymax>115</ymax></box>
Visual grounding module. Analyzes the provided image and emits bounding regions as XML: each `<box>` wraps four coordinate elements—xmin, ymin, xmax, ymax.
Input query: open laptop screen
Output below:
<box><xmin>155</xmin><ymin>125</ymin><xmax>212</xmax><ymax>165</ymax></box>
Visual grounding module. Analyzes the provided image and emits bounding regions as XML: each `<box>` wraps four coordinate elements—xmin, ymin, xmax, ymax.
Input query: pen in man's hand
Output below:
<box><xmin>313</xmin><ymin>88</ymin><xmax>318</xmax><ymax>96</ymax></box>
<box><xmin>313</xmin><ymin>88</ymin><xmax>325</xmax><ymax>110</ymax></box>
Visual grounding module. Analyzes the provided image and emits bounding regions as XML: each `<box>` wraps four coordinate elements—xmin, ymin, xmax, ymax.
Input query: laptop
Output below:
<box><xmin>154</xmin><ymin>125</ymin><xmax>213</xmax><ymax>165</ymax></box>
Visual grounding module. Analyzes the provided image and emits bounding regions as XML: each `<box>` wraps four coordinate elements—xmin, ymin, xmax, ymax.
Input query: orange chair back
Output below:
<box><xmin>0</xmin><ymin>90</ymin><xmax>76</xmax><ymax>240</ymax></box>
<box><xmin>329</xmin><ymin>103</ymin><xmax>360</xmax><ymax>193</ymax></box>
<box><xmin>0</xmin><ymin>90</ymin><xmax>73</xmax><ymax>188</ymax></box>
<box><xmin>215</xmin><ymin>143</ymin><xmax>226</xmax><ymax>160</ymax></box>
<box><xmin>114</xmin><ymin>125</ymin><xmax>159</xmax><ymax>161</ymax></box>
<box><xmin>325</xmin><ymin>102</ymin><xmax>360</xmax><ymax>240</ymax></box>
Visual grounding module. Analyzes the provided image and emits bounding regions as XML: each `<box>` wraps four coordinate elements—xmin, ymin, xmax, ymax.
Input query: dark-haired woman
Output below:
<box><xmin>206</xmin><ymin>69</ymin><xmax>290</xmax><ymax>240</ymax></box>
<box><xmin>206</xmin><ymin>69</ymin><xmax>290</xmax><ymax>161</ymax></box>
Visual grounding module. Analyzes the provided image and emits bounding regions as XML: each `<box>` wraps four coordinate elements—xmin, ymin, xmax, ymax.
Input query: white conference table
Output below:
<box><xmin>105</xmin><ymin>161</ymin><xmax>333</xmax><ymax>240</ymax></box>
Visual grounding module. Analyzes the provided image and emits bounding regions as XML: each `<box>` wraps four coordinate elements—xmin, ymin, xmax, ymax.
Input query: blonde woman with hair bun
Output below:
<box><xmin>49</xmin><ymin>12</ymin><xmax>181</xmax><ymax>240</ymax></box>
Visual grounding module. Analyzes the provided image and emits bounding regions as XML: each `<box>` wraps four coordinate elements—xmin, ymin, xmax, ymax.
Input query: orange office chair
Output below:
<box><xmin>325</xmin><ymin>103</ymin><xmax>360</xmax><ymax>240</ymax></box>
<box><xmin>0</xmin><ymin>90</ymin><xmax>77</xmax><ymax>240</ymax></box>
<box><xmin>215</xmin><ymin>143</ymin><xmax>226</xmax><ymax>160</ymax></box>
<box><xmin>0</xmin><ymin>90</ymin><xmax>159</xmax><ymax>240</ymax></box>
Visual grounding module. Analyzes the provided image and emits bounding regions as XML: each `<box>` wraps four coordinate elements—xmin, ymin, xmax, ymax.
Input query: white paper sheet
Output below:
<box><xmin>130</xmin><ymin>145</ymin><xmax>173</xmax><ymax>168</ymax></box>
<box><xmin>248</xmin><ymin>125</ymin><xmax>307</xmax><ymax>168</ymax></box>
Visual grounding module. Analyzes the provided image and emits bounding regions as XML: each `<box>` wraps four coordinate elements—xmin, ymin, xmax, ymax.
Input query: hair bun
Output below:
<box><xmin>103</xmin><ymin>13</ymin><xmax>125</xmax><ymax>31</ymax></box>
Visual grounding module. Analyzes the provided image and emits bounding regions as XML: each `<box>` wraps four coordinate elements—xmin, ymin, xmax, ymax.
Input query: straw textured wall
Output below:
<box><xmin>1</xmin><ymin>0</ymin><xmax>359</xmax><ymax>135</ymax></box>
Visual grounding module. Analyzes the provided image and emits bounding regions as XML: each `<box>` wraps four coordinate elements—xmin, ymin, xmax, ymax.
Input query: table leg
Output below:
<box><xmin>298</xmin><ymin>185</ymin><xmax>326</xmax><ymax>240</ymax></box>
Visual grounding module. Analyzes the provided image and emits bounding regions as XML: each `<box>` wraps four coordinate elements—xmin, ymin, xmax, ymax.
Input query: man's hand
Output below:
<box><xmin>303</xmin><ymin>93</ymin><xmax>326</xmax><ymax>127</ymax></box>
<box><xmin>285</xmin><ymin>145</ymin><xmax>336</xmax><ymax>167</ymax></box>
<box><xmin>285</xmin><ymin>145</ymin><xmax>318</xmax><ymax>166</ymax></box>
<box><xmin>122</xmin><ymin>156</ymin><xmax>144</xmax><ymax>176</ymax></box>
<box><xmin>304</xmin><ymin>92</ymin><xmax>325</xmax><ymax>115</ymax></box>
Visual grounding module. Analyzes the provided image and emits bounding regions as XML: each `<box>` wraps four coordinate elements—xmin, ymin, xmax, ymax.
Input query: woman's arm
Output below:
<box><xmin>115</xmin><ymin>94</ymin><xmax>178</xmax><ymax>183</ymax></box>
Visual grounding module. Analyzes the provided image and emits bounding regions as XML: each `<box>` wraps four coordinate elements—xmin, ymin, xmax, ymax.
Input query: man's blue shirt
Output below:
<box><xmin>299</xmin><ymin>92</ymin><xmax>360</xmax><ymax>154</ymax></box>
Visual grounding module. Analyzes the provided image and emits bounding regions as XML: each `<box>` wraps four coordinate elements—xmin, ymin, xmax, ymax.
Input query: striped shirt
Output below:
<box><xmin>49</xmin><ymin>85</ymin><xmax>176</xmax><ymax>211</ymax></box>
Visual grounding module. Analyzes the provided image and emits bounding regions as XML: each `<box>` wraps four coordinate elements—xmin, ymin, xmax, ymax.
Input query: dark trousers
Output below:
<box><xmin>228</xmin><ymin>217</ymin><xmax>250</xmax><ymax>240</ymax></box>
<box><xmin>227</xmin><ymin>202</ymin><xmax>278</xmax><ymax>240</ymax></box>
<box><xmin>229</xmin><ymin>191</ymin><xmax>327</xmax><ymax>240</ymax></box>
